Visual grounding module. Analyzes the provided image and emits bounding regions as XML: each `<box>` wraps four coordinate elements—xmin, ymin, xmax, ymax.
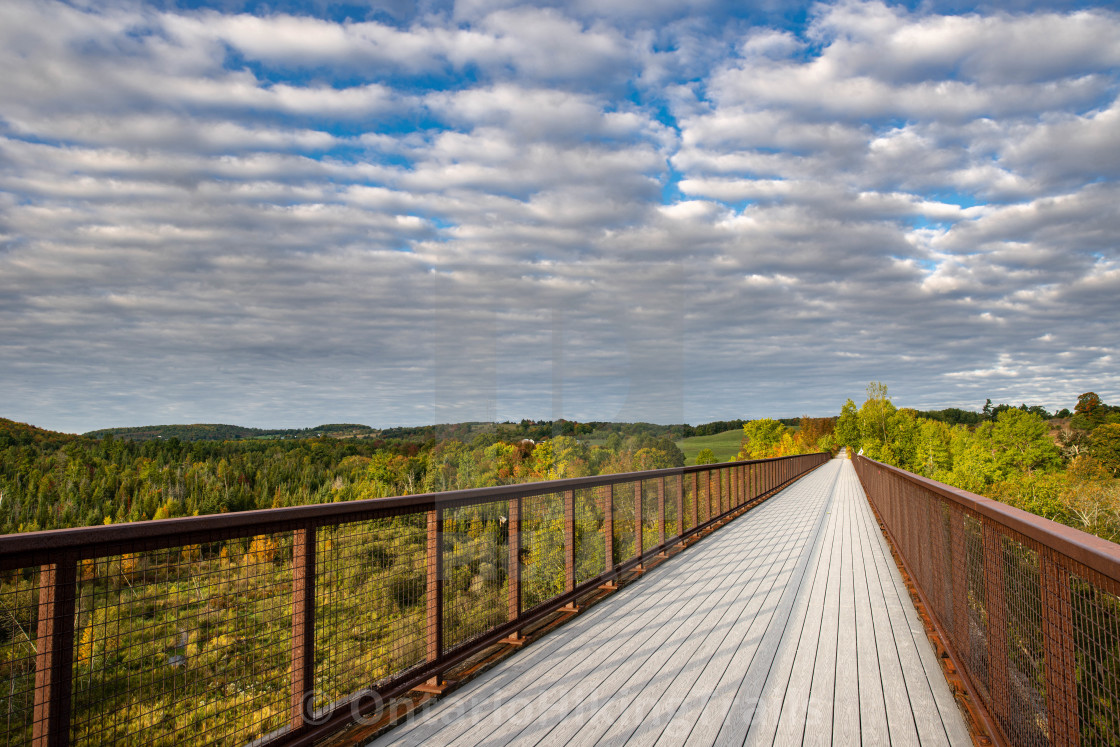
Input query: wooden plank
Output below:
<box><xmin>801</xmin><ymin>468</ymin><xmax>844</xmax><ymax>747</ymax></box>
<box><xmin>487</xmin><ymin>510</ymin><xmax>780</xmax><ymax>747</ymax></box>
<box><xmin>561</xmin><ymin>517</ymin><xmax>802</xmax><ymax>747</ymax></box>
<box><xmin>848</xmin><ymin>482</ymin><xmax>919</xmax><ymax>744</ymax></box>
<box><xmin>515</xmin><ymin>490</ymin><xmax>815</xmax><ymax>747</ymax></box>
<box><xmin>689</xmin><ymin>465</ymin><xmax>841</xmax><ymax>747</ymax></box>
<box><xmin>849</xmin><ymin>475</ymin><xmax>890</xmax><ymax>744</ymax></box>
<box><xmin>561</xmin><ymin>493</ymin><xmax>817</xmax><ymax>747</ymax></box>
<box><xmin>746</xmin><ymin>463</ymin><xmax>843</xmax><ymax>746</ymax></box>
<box><xmin>831</xmin><ymin>475</ymin><xmax>860</xmax><ymax>746</ymax></box>
<box><xmin>630</xmin><ymin>500</ymin><xmax>823</xmax><ymax>746</ymax></box>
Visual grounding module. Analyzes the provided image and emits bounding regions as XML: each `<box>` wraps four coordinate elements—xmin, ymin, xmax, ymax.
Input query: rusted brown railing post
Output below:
<box><xmin>507</xmin><ymin>497</ymin><xmax>522</xmax><ymax>627</ymax></box>
<box><xmin>981</xmin><ymin>521</ymin><xmax>1011</xmax><ymax>733</ymax></box>
<box><xmin>1040</xmin><ymin>551</ymin><xmax>1079</xmax><ymax>747</ymax></box>
<box><xmin>290</xmin><ymin>527</ymin><xmax>315</xmax><ymax>731</ymax></box>
<box><xmin>420</xmin><ymin>506</ymin><xmax>446</xmax><ymax>691</ymax></box>
<box><xmin>33</xmin><ymin>555</ymin><xmax>77</xmax><ymax>747</ymax></box>
<box><xmin>635</xmin><ymin>481</ymin><xmax>644</xmax><ymax>567</ymax></box>
<box><xmin>564</xmin><ymin>490</ymin><xmax>576</xmax><ymax>592</ymax></box>
<box><xmin>601</xmin><ymin>485</ymin><xmax>615</xmax><ymax>587</ymax></box>
<box><xmin>561</xmin><ymin>490</ymin><xmax>581</xmax><ymax>612</ymax></box>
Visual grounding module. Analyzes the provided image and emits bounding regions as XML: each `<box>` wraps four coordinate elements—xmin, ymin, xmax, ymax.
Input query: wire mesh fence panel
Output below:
<box><xmin>521</xmin><ymin>492</ymin><xmax>564</xmax><ymax>612</ymax></box>
<box><xmin>682</xmin><ymin>475</ymin><xmax>695</xmax><ymax>535</ymax></box>
<box><xmin>0</xmin><ymin>569</ymin><xmax>37</xmax><ymax>745</ymax></box>
<box><xmin>703</xmin><ymin>472</ymin><xmax>712</xmax><ymax>526</ymax></box>
<box><xmin>574</xmin><ymin>488</ymin><xmax>605</xmax><ymax>585</ymax></box>
<box><xmin>719</xmin><ymin>468</ymin><xmax>728</xmax><ymax>515</ymax></box>
<box><xmin>714</xmin><ymin>469</ymin><xmax>724</xmax><ymax>516</ymax></box>
<box><xmin>68</xmin><ymin>534</ymin><xmax>292</xmax><ymax>746</ymax></box>
<box><xmin>313</xmin><ymin>514</ymin><xmax>426</xmax><ymax>715</ymax></box>
<box><xmin>664</xmin><ymin>475</ymin><xmax>680</xmax><ymax>541</ymax></box>
<box><xmin>962</xmin><ymin>513</ymin><xmax>991</xmax><ymax>705</ymax></box>
<box><xmin>443</xmin><ymin>500</ymin><xmax>510</xmax><ymax>652</ymax></box>
<box><xmin>996</xmin><ymin>532</ymin><xmax>1047</xmax><ymax>746</ymax></box>
<box><xmin>612</xmin><ymin>482</ymin><xmax>635</xmax><ymax>567</ymax></box>
<box><xmin>933</xmin><ymin>502</ymin><xmax>953</xmax><ymax>624</ymax></box>
<box><xmin>1070</xmin><ymin>570</ymin><xmax>1120</xmax><ymax>745</ymax></box>
<box><xmin>641</xmin><ymin>480</ymin><xmax>660</xmax><ymax>556</ymax></box>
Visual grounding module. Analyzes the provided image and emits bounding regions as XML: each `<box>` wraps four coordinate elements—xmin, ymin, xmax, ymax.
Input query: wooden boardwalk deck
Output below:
<box><xmin>367</xmin><ymin>457</ymin><xmax>970</xmax><ymax>746</ymax></box>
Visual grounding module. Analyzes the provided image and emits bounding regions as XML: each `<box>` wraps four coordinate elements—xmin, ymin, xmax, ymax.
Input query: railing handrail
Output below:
<box><xmin>854</xmin><ymin>455</ymin><xmax>1120</xmax><ymax>582</ymax></box>
<box><xmin>0</xmin><ymin>453</ymin><xmax>815</xmax><ymax>564</ymax></box>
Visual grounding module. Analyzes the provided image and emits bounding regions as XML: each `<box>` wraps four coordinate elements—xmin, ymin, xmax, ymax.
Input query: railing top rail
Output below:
<box><xmin>0</xmin><ymin>452</ymin><xmax>825</xmax><ymax>563</ymax></box>
<box><xmin>855</xmin><ymin>453</ymin><xmax>1120</xmax><ymax>583</ymax></box>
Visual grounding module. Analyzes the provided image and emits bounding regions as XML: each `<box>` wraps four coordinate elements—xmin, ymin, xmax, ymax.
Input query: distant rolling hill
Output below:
<box><xmin>82</xmin><ymin>422</ymin><xmax>378</xmax><ymax>442</ymax></box>
<box><xmin>0</xmin><ymin>417</ymin><xmax>82</xmax><ymax>447</ymax></box>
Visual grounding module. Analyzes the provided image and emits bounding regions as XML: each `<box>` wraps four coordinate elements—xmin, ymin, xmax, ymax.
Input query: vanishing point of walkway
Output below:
<box><xmin>370</xmin><ymin>457</ymin><xmax>971</xmax><ymax>746</ymax></box>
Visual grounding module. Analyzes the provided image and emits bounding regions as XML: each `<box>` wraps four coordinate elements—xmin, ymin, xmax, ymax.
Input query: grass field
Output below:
<box><xmin>676</xmin><ymin>429</ymin><xmax>744</xmax><ymax>464</ymax></box>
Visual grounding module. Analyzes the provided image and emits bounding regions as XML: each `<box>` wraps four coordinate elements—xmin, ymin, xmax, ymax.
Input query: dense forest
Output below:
<box><xmin>0</xmin><ymin>417</ymin><xmax>698</xmax><ymax>535</ymax></box>
<box><xmin>7</xmin><ymin>389</ymin><xmax>1115</xmax><ymax>542</ymax></box>
<box><xmin>832</xmin><ymin>384</ymin><xmax>1120</xmax><ymax>542</ymax></box>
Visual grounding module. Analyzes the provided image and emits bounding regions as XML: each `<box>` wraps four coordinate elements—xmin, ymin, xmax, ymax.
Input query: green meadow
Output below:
<box><xmin>676</xmin><ymin>429</ymin><xmax>744</xmax><ymax>464</ymax></box>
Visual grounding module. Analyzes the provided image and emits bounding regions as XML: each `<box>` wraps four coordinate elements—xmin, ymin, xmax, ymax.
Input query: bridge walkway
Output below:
<box><xmin>367</xmin><ymin>457</ymin><xmax>971</xmax><ymax>746</ymax></box>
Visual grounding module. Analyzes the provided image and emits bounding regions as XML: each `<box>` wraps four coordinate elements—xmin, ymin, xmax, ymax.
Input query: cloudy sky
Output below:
<box><xmin>1</xmin><ymin>0</ymin><xmax>1118</xmax><ymax>433</ymax></box>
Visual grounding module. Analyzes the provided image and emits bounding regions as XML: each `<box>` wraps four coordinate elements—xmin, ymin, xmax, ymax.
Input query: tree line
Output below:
<box><xmin>832</xmin><ymin>384</ymin><xmax>1120</xmax><ymax>542</ymax></box>
<box><xmin>0</xmin><ymin>418</ymin><xmax>689</xmax><ymax>535</ymax></box>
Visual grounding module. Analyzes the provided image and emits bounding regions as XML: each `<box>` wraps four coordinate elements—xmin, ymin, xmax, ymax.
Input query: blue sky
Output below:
<box><xmin>1</xmin><ymin>0</ymin><xmax>1118</xmax><ymax>433</ymax></box>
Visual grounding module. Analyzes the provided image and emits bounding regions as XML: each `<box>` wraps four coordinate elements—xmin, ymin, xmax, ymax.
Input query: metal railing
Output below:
<box><xmin>855</xmin><ymin>455</ymin><xmax>1120</xmax><ymax>747</ymax></box>
<box><xmin>0</xmin><ymin>452</ymin><xmax>828</xmax><ymax>746</ymax></box>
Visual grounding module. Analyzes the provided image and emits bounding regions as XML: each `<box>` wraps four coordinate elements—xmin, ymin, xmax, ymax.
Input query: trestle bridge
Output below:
<box><xmin>4</xmin><ymin>450</ymin><xmax>1118</xmax><ymax>746</ymax></box>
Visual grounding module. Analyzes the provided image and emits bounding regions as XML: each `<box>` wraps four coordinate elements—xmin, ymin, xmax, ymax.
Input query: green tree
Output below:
<box><xmin>1077</xmin><ymin>392</ymin><xmax>1102</xmax><ymax>415</ymax></box>
<box><xmin>1091</xmin><ymin>424</ymin><xmax>1120</xmax><ymax>477</ymax></box>
<box><xmin>914</xmin><ymin>418</ymin><xmax>953</xmax><ymax>478</ymax></box>
<box><xmin>858</xmin><ymin>382</ymin><xmax>896</xmax><ymax>460</ymax></box>
<box><xmin>946</xmin><ymin>423</ymin><xmax>999</xmax><ymax>493</ymax></box>
<box><xmin>989</xmin><ymin>409</ymin><xmax>1062</xmax><ymax>477</ymax></box>
<box><xmin>835</xmin><ymin>399</ymin><xmax>860</xmax><ymax>450</ymax></box>
<box><xmin>739</xmin><ymin>419</ymin><xmax>786</xmax><ymax>459</ymax></box>
<box><xmin>695</xmin><ymin>448</ymin><xmax>717</xmax><ymax>465</ymax></box>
